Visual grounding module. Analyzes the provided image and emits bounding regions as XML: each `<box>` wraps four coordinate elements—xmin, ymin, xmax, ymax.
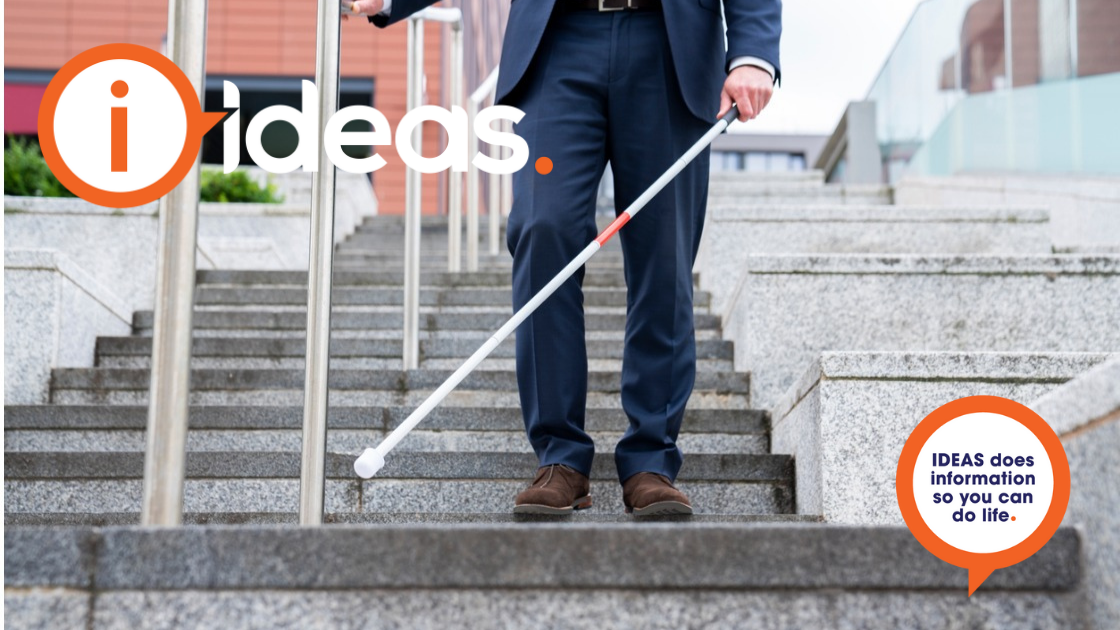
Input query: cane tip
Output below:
<box><xmin>354</xmin><ymin>448</ymin><xmax>385</xmax><ymax>479</ymax></box>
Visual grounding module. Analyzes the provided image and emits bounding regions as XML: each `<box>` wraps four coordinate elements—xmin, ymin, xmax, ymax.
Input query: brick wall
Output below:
<box><xmin>5</xmin><ymin>0</ymin><xmax>451</xmax><ymax>215</ymax></box>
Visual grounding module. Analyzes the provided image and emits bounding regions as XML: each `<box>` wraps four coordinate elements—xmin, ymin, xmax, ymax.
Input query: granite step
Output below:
<box><xmin>3</xmin><ymin>405</ymin><xmax>767</xmax><ymax>431</ymax></box>
<box><xmin>191</xmin><ymin>286</ymin><xmax>712</xmax><ymax>309</ymax></box>
<box><xmin>49</xmin><ymin>367</ymin><xmax>750</xmax><ymax>396</ymax></box>
<box><xmin>49</xmin><ymin>388</ymin><xmax>751</xmax><ymax>408</ymax></box>
<box><xmin>328</xmin><ymin>258</ymin><xmax>625</xmax><ymax>272</ymax></box>
<box><xmin>130</xmin><ymin>310</ymin><xmax>723</xmax><ymax>332</ymax></box>
<box><xmin>333</xmin><ymin>247</ymin><xmax>617</xmax><ymax>259</ymax></box>
<box><xmin>708</xmin><ymin>169</ymin><xmax>825</xmax><ymax>183</ymax></box>
<box><xmin>139</xmin><ymin>328</ymin><xmax>727</xmax><ymax>341</ymax></box>
<box><xmin>4</xmin><ymin>512</ymin><xmax>818</xmax><ymax>526</ymax></box>
<box><xmin>3</xmin><ymin>525</ymin><xmax>1083</xmax><ymax>630</ymax></box>
<box><xmin>707</xmin><ymin>185</ymin><xmax>892</xmax><ymax>204</ymax></box>
<box><xmin>94</xmin><ymin>356</ymin><xmax>736</xmax><ymax>372</ymax></box>
<box><xmin>4</xmin><ymin>404</ymin><xmax>768</xmax><ymax>452</ymax></box>
<box><xmin>4</xmin><ymin>452</ymin><xmax>793</xmax><ymax>515</ymax></box>
<box><xmin>194</xmin><ymin>269</ymin><xmax>700</xmax><ymax>288</ymax></box>
<box><xmin>4</xmin><ymin>427</ymin><xmax>766</xmax><ymax>455</ymax></box>
<box><xmin>93</xmin><ymin>335</ymin><xmax>735</xmax><ymax>361</ymax></box>
<box><xmin>6</xmin><ymin>451</ymin><xmax>788</xmax><ymax>481</ymax></box>
<box><xmin>328</xmin><ymin>261</ymin><xmax>629</xmax><ymax>274</ymax></box>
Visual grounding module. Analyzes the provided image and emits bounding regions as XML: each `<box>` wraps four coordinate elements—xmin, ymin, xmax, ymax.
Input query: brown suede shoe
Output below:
<box><xmin>513</xmin><ymin>464</ymin><xmax>592</xmax><ymax>515</ymax></box>
<box><xmin>622</xmin><ymin>472</ymin><xmax>693</xmax><ymax>516</ymax></box>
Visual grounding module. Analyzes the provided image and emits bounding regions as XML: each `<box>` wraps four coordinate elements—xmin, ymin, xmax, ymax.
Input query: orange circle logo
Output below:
<box><xmin>37</xmin><ymin>43</ymin><xmax>225</xmax><ymax>208</ymax></box>
<box><xmin>896</xmin><ymin>396</ymin><xmax>1070</xmax><ymax>595</ymax></box>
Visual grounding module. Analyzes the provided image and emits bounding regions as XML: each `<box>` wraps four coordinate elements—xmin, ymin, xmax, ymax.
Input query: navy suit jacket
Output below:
<box><xmin>372</xmin><ymin>0</ymin><xmax>781</xmax><ymax>122</ymax></box>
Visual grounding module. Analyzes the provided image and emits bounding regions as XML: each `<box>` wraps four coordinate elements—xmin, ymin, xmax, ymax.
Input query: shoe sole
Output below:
<box><xmin>628</xmin><ymin>501</ymin><xmax>693</xmax><ymax>517</ymax></box>
<box><xmin>513</xmin><ymin>495</ymin><xmax>593</xmax><ymax>515</ymax></box>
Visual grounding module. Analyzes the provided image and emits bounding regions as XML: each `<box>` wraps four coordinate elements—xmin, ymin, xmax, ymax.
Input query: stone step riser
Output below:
<box><xmin>5</xmin><ymin>512</ymin><xmax>815</xmax><ymax>525</ymax></box>
<box><xmin>2</xmin><ymin>524</ymin><xmax>1078</xmax><ymax>590</ymax></box>
<box><xmin>133</xmin><ymin>328</ymin><xmax>728</xmax><ymax>341</ymax></box>
<box><xmin>707</xmin><ymin>195</ymin><xmax>891</xmax><ymax>205</ymax></box>
<box><xmin>49</xmin><ymin>390</ymin><xmax>751</xmax><ymax>409</ymax></box>
<box><xmin>4</xmin><ymin>478</ymin><xmax>791</xmax><ymax>515</ymax></box>
<box><xmin>5</xmin><ymin>451</ymin><xmax>789</xmax><ymax>481</ymax></box>
<box><xmin>334</xmin><ymin>247</ymin><xmax>614</xmax><ymax>257</ymax></box>
<box><xmin>191</xmin><ymin>287</ymin><xmax>712</xmax><ymax>308</ymax></box>
<box><xmin>50</xmin><ymin>368</ymin><xmax>748</xmax><ymax>394</ymax></box>
<box><xmin>130</xmin><ymin>311</ymin><xmax>723</xmax><ymax>332</ymax></box>
<box><xmin>93</xmin><ymin>337</ymin><xmax>735</xmax><ymax>361</ymax></box>
<box><xmin>93</xmin><ymin>356</ymin><xmax>737</xmax><ymax>372</ymax></box>
<box><xmin>194</xmin><ymin>270</ymin><xmax>701</xmax><ymax>288</ymax></box>
<box><xmin>3</xmin><ymin>405</ymin><xmax>767</xmax><ymax>433</ymax></box>
<box><xmin>3</xmin><ymin>430</ymin><xmax>767</xmax><ymax>455</ymax></box>
<box><xmin>3</xmin><ymin>526</ymin><xmax>1084</xmax><ymax>630</ymax></box>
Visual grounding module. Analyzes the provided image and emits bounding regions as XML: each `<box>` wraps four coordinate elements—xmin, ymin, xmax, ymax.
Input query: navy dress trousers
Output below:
<box><xmin>373</xmin><ymin>0</ymin><xmax>782</xmax><ymax>484</ymax></box>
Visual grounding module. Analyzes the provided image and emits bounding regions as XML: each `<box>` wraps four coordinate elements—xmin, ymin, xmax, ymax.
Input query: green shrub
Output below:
<box><xmin>3</xmin><ymin>137</ymin><xmax>283</xmax><ymax>204</ymax></box>
<box><xmin>3</xmin><ymin>136</ymin><xmax>75</xmax><ymax>198</ymax></box>
<box><xmin>199</xmin><ymin>168</ymin><xmax>283</xmax><ymax>204</ymax></box>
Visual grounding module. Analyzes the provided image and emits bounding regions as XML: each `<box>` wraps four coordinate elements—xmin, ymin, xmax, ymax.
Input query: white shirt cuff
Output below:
<box><xmin>380</xmin><ymin>0</ymin><xmax>391</xmax><ymax>15</ymax></box>
<box><xmin>729</xmin><ymin>56</ymin><xmax>775</xmax><ymax>81</ymax></box>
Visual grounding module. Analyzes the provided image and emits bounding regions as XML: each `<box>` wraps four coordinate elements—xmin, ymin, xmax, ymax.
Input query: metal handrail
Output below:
<box><xmin>446</xmin><ymin>17</ymin><xmax>464</xmax><ymax>272</ymax></box>
<box><xmin>402</xmin><ymin>7</ymin><xmax>463</xmax><ymax>370</ymax></box>
<box><xmin>298</xmin><ymin>0</ymin><xmax>343</xmax><ymax>526</ymax></box>
<box><xmin>466</xmin><ymin>68</ymin><xmax>499</xmax><ymax>271</ymax></box>
<box><xmin>140</xmin><ymin>0</ymin><xmax>208</xmax><ymax>527</ymax></box>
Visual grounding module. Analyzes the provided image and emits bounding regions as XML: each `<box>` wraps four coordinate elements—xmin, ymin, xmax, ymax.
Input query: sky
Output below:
<box><xmin>729</xmin><ymin>0</ymin><xmax>926</xmax><ymax>136</ymax></box>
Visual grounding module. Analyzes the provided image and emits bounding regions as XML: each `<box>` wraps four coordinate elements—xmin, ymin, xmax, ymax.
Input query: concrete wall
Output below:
<box><xmin>4</xmin><ymin>250</ymin><xmax>132</xmax><ymax>404</ymax></box>
<box><xmin>3</xmin><ymin>170</ymin><xmax>375</xmax><ymax>402</ymax></box>
<box><xmin>4</xmin><ymin>169</ymin><xmax>376</xmax><ymax>314</ymax></box>
<box><xmin>895</xmin><ymin>174</ymin><xmax>1120</xmax><ymax>252</ymax></box>
<box><xmin>771</xmin><ymin>352</ymin><xmax>1120</xmax><ymax>629</ymax></box>
<box><xmin>1032</xmin><ymin>358</ymin><xmax>1120</xmax><ymax>630</ymax></box>
<box><xmin>722</xmin><ymin>255</ymin><xmax>1120</xmax><ymax>409</ymax></box>
<box><xmin>695</xmin><ymin>206</ymin><xmax>1052</xmax><ymax>318</ymax></box>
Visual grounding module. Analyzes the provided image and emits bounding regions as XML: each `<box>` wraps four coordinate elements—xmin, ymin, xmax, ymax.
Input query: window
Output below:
<box><xmin>201</xmin><ymin>76</ymin><xmax>374</xmax><ymax>167</ymax></box>
<box><xmin>712</xmin><ymin>150</ymin><xmax>808</xmax><ymax>173</ymax></box>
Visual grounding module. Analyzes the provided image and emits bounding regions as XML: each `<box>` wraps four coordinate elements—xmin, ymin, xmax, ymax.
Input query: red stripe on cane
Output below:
<box><xmin>595</xmin><ymin>213</ymin><xmax>631</xmax><ymax>246</ymax></box>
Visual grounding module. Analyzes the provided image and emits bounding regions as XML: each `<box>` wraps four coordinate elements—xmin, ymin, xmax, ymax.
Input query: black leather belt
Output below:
<box><xmin>560</xmin><ymin>0</ymin><xmax>662</xmax><ymax>12</ymax></box>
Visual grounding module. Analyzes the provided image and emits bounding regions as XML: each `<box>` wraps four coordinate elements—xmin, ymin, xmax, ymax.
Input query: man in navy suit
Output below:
<box><xmin>353</xmin><ymin>0</ymin><xmax>781</xmax><ymax>516</ymax></box>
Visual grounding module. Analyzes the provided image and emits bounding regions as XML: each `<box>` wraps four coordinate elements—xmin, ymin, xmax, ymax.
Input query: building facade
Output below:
<box><xmin>4</xmin><ymin>0</ymin><xmax>508</xmax><ymax>215</ymax></box>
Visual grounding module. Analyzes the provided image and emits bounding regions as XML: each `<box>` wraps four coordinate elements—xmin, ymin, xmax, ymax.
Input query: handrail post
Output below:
<box><xmin>140</xmin><ymin>0</ymin><xmax>208</xmax><ymax>527</ymax></box>
<box><xmin>297</xmin><ymin>0</ymin><xmax>341</xmax><ymax>526</ymax></box>
<box><xmin>501</xmin><ymin>118</ymin><xmax>513</xmax><ymax>234</ymax></box>
<box><xmin>488</xmin><ymin>125</ymin><xmax>500</xmax><ymax>257</ymax></box>
<box><xmin>403</xmin><ymin>17</ymin><xmax>424</xmax><ymax>370</ymax></box>
<box><xmin>466</xmin><ymin>68</ymin><xmax>498</xmax><ymax>273</ymax></box>
<box><xmin>447</xmin><ymin>20</ymin><xmax>464</xmax><ymax>272</ymax></box>
<box><xmin>466</xmin><ymin>99</ymin><xmax>481</xmax><ymax>272</ymax></box>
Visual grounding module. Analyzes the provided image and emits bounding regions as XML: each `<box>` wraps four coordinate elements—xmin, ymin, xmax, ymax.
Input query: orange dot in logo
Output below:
<box><xmin>535</xmin><ymin>157</ymin><xmax>553</xmax><ymax>175</ymax></box>
<box><xmin>1011</xmin><ymin>516</ymin><xmax>1016</xmax><ymax>521</ymax></box>
<box><xmin>111</xmin><ymin>80</ymin><xmax>129</xmax><ymax>98</ymax></box>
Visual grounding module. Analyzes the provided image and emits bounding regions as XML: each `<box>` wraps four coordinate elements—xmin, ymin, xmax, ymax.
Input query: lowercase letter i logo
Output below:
<box><xmin>111</xmin><ymin>80</ymin><xmax>128</xmax><ymax>172</ymax></box>
<box><xmin>37</xmin><ymin>43</ymin><xmax>225</xmax><ymax>208</ymax></box>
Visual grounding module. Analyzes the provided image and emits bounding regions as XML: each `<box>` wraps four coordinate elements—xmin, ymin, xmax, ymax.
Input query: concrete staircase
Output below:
<box><xmin>6</xmin><ymin>212</ymin><xmax>795</xmax><ymax>522</ymax></box>
<box><xmin>4</xmin><ymin>174</ymin><xmax>1086</xmax><ymax>628</ymax></box>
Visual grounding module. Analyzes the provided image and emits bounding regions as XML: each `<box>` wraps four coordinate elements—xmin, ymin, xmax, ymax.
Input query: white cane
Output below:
<box><xmin>354</xmin><ymin>105</ymin><xmax>741</xmax><ymax>478</ymax></box>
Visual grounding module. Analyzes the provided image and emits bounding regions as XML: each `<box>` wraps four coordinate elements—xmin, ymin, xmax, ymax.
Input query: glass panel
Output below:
<box><xmin>908</xmin><ymin>71</ymin><xmax>1120</xmax><ymax>175</ymax></box>
<box><xmin>866</xmin><ymin>0</ymin><xmax>979</xmax><ymax>177</ymax></box>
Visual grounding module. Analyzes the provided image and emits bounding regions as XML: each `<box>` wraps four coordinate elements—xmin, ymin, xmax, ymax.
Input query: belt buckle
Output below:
<box><xmin>598</xmin><ymin>0</ymin><xmax>631</xmax><ymax>11</ymax></box>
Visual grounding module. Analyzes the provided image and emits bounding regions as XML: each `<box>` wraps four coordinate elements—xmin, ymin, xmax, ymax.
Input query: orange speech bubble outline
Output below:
<box><xmin>37</xmin><ymin>43</ymin><xmax>226</xmax><ymax>209</ymax></box>
<box><xmin>896</xmin><ymin>395</ymin><xmax>1071</xmax><ymax>596</ymax></box>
